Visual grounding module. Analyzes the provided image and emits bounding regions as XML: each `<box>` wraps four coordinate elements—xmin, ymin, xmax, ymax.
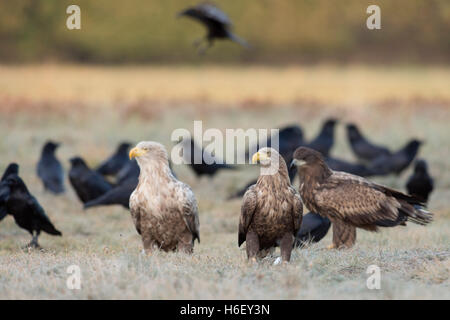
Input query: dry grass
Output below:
<box><xmin>1</xmin><ymin>64</ymin><xmax>450</xmax><ymax>107</ymax></box>
<box><xmin>0</xmin><ymin>65</ymin><xmax>449</xmax><ymax>299</ymax></box>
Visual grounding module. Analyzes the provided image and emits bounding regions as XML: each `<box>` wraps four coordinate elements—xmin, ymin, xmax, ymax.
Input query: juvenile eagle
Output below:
<box><xmin>291</xmin><ymin>147</ymin><xmax>432</xmax><ymax>249</ymax></box>
<box><xmin>129</xmin><ymin>141</ymin><xmax>200</xmax><ymax>253</ymax></box>
<box><xmin>239</xmin><ymin>147</ymin><xmax>303</xmax><ymax>262</ymax></box>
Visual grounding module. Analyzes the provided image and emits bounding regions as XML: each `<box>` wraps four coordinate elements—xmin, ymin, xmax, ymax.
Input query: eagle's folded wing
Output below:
<box><xmin>181</xmin><ymin>185</ymin><xmax>200</xmax><ymax>243</ymax></box>
<box><xmin>129</xmin><ymin>194</ymin><xmax>142</xmax><ymax>235</ymax></box>
<box><xmin>314</xmin><ymin>172</ymin><xmax>401</xmax><ymax>229</ymax></box>
<box><xmin>239</xmin><ymin>185</ymin><xmax>257</xmax><ymax>247</ymax></box>
<box><xmin>289</xmin><ymin>187</ymin><xmax>303</xmax><ymax>235</ymax></box>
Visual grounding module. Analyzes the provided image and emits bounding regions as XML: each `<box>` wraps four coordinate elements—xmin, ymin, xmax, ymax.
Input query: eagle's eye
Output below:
<box><xmin>266</xmin><ymin>150</ymin><xmax>272</xmax><ymax>157</ymax></box>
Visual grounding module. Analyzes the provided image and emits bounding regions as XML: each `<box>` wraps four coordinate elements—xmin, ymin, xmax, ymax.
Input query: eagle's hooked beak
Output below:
<box><xmin>252</xmin><ymin>151</ymin><xmax>270</xmax><ymax>164</ymax></box>
<box><xmin>129</xmin><ymin>147</ymin><xmax>147</xmax><ymax>159</ymax></box>
<box><xmin>251</xmin><ymin>152</ymin><xmax>261</xmax><ymax>164</ymax></box>
<box><xmin>289</xmin><ymin>160</ymin><xmax>295</xmax><ymax>169</ymax></box>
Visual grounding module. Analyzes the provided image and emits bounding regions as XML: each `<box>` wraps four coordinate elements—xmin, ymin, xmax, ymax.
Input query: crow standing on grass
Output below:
<box><xmin>0</xmin><ymin>163</ymin><xmax>19</xmax><ymax>220</ymax></box>
<box><xmin>1</xmin><ymin>163</ymin><xmax>19</xmax><ymax>181</ymax></box>
<box><xmin>369</xmin><ymin>139</ymin><xmax>423</xmax><ymax>175</ymax></box>
<box><xmin>325</xmin><ymin>156</ymin><xmax>375</xmax><ymax>177</ymax></box>
<box><xmin>306</xmin><ymin>119</ymin><xmax>337</xmax><ymax>157</ymax></box>
<box><xmin>0</xmin><ymin>181</ymin><xmax>10</xmax><ymax>221</ymax></box>
<box><xmin>346</xmin><ymin>124</ymin><xmax>391</xmax><ymax>162</ymax></box>
<box><xmin>295</xmin><ymin>212</ymin><xmax>331</xmax><ymax>247</ymax></box>
<box><xmin>116</xmin><ymin>159</ymin><xmax>140</xmax><ymax>185</ymax></box>
<box><xmin>179</xmin><ymin>137</ymin><xmax>235</xmax><ymax>178</ymax></box>
<box><xmin>96</xmin><ymin>142</ymin><xmax>132</xmax><ymax>177</ymax></box>
<box><xmin>178</xmin><ymin>2</ymin><xmax>249</xmax><ymax>54</ymax></box>
<box><xmin>406</xmin><ymin>159</ymin><xmax>434</xmax><ymax>203</ymax></box>
<box><xmin>84</xmin><ymin>176</ymin><xmax>138</xmax><ymax>210</ymax></box>
<box><xmin>2</xmin><ymin>175</ymin><xmax>62</xmax><ymax>248</ymax></box>
<box><xmin>69</xmin><ymin>157</ymin><xmax>113</xmax><ymax>204</ymax></box>
<box><xmin>37</xmin><ymin>141</ymin><xmax>65</xmax><ymax>194</ymax></box>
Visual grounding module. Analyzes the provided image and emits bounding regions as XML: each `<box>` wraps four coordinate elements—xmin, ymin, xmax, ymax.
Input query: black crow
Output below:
<box><xmin>406</xmin><ymin>159</ymin><xmax>434</xmax><ymax>203</ymax></box>
<box><xmin>247</xmin><ymin>125</ymin><xmax>304</xmax><ymax>154</ymax></box>
<box><xmin>294</xmin><ymin>212</ymin><xmax>331</xmax><ymax>247</ymax></box>
<box><xmin>2</xmin><ymin>175</ymin><xmax>62</xmax><ymax>248</ymax></box>
<box><xmin>1</xmin><ymin>163</ymin><xmax>19</xmax><ymax>181</ymax></box>
<box><xmin>369</xmin><ymin>139</ymin><xmax>422</xmax><ymax>175</ymax></box>
<box><xmin>178</xmin><ymin>2</ymin><xmax>249</xmax><ymax>54</ymax></box>
<box><xmin>1</xmin><ymin>163</ymin><xmax>19</xmax><ymax>220</ymax></box>
<box><xmin>306</xmin><ymin>119</ymin><xmax>337</xmax><ymax>157</ymax></box>
<box><xmin>96</xmin><ymin>142</ymin><xmax>132</xmax><ymax>177</ymax></box>
<box><xmin>346</xmin><ymin>123</ymin><xmax>391</xmax><ymax>162</ymax></box>
<box><xmin>325</xmin><ymin>157</ymin><xmax>375</xmax><ymax>177</ymax></box>
<box><xmin>84</xmin><ymin>176</ymin><xmax>138</xmax><ymax>210</ymax></box>
<box><xmin>116</xmin><ymin>159</ymin><xmax>140</xmax><ymax>185</ymax></box>
<box><xmin>0</xmin><ymin>181</ymin><xmax>10</xmax><ymax>221</ymax></box>
<box><xmin>37</xmin><ymin>141</ymin><xmax>65</xmax><ymax>194</ymax></box>
<box><xmin>69</xmin><ymin>157</ymin><xmax>113</xmax><ymax>204</ymax></box>
<box><xmin>179</xmin><ymin>137</ymin><xmax>235</xmax><ymax>178</ymax></box>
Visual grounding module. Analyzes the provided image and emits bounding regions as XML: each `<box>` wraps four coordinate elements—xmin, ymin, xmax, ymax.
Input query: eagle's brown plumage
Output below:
<box><xmin>291</xmin><ymin>147</ymin><xmax>432</xmax><ymax>249</ymax></box>
<box><xmin>129</xmin><ymin>141</ymin><xmax>200</xmax><ymax>253</ymax></box>
<box><xmin>239</xmin><ymin>147</ymin><xmax>303</xmax><ymax>262</ymax></box>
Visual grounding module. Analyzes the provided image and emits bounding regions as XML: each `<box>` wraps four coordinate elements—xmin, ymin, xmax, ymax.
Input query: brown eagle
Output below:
<box><xmin>129</xmin><ymin>141</ymin><xmax>200</xmax><ymax>254</ymax></box>
<box><xmin>291</xmin><ymin>147</ymin><xmax>433</xmax><ymax>249</ymax></box>
<box><xmin>239</xmin><ymin>147</ymin><xmax>303</xmax><ymax>262</ymax></box>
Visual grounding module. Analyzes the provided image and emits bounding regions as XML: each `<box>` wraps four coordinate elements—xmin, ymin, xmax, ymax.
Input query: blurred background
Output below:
<box><xmin>1</xmin><ymin>0</ymin><xmax>449</xmax><ymax>64</ymax></box>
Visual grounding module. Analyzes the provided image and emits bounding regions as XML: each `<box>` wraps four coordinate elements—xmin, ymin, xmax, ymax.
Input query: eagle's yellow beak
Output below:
<box><xmin>251</xmin><ymin>152</ymin><xmax>260</xmax><ymax>164</ymax></box>
<box><xmin>129</xmin><ymin>147</ymin><xmax>147</xmax><ymax>159</ymax></box>
<box><xmin>252</xmin><ymin>151</ymin><xmax>269</xmax><ymax>164</ymax></box>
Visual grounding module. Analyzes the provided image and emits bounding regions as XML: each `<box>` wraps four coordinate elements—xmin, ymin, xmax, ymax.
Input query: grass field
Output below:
<box><xmin>0</xmin><ymin>65</ymin><xmax>449</xmax><ymax>299</ymax></box>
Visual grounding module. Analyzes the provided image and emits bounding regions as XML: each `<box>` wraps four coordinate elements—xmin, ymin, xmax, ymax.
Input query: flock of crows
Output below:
<box><xmin>0</xmin><ymin>118</ymin><xmax>434</xmax><ymax>254</ymax></box>
<box><xmin>0</xmin><ymin>3</ymin><xmax>436</xmax><ymax>260</ymax></box>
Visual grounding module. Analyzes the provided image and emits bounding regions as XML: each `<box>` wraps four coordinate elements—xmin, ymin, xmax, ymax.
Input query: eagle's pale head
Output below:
<box><xmin>252</xmin><ymin>147</ymin><xmax>283</xmax><ymax>176</ymax></box>
<box><xmin>129</xmin><ymin>141</ymin><xmax>169</xmax><ymax>165</ymax></box>
<box><xmin>252</xmin><ymin>147</ymin><xmax>277</xmax><ymax>165</ymax></box>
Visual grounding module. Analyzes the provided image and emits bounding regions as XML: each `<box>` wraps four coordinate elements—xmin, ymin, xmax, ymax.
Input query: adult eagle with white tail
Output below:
<box><xmin>129</xmin><ymin>141</ymin><xmax>200</xmax><ymax>253</ymax></box>
<box><xmin>291</xmin><ymin>147</ymin><xmax>433</xmax><ymax>249</ymax></box>
<box><xmin>239</xmin><ymin>147</ymin><xmax>303</xmax><ymax>262</ymax></box>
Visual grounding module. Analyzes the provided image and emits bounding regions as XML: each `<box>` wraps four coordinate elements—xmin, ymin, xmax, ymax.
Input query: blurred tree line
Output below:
<box><xmin>0</xmin><ymin>0</ymin><xmax>449</xmax><ymax>64</ymax></box>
